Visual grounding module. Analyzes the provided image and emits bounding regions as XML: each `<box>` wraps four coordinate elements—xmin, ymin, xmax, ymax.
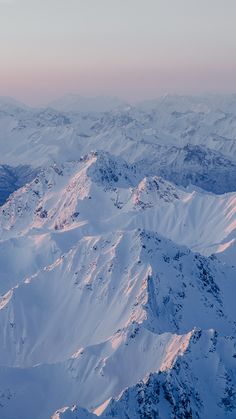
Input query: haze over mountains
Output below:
<box><xmin>47</xmin><ymin>95</ymin><xmax>128</xmax><ymax>113</ymax></box>
<box><xmin>0</xmin><ymin>94</ymin><xmax>235</xmax><ymax>419</ymax></box>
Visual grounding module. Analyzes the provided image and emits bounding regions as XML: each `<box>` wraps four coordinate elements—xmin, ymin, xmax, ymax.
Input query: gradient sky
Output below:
<box><xmin>1</xmin><ymin>0</ymin><xmax>236</xmax><ymax>104</ymax></box>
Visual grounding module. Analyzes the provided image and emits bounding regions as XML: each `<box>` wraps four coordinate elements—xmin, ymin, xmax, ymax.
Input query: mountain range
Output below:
<box><xmin>0</xmin><ymin>94</ymin><xmax>235</xmax><ymax>418</ymax></box>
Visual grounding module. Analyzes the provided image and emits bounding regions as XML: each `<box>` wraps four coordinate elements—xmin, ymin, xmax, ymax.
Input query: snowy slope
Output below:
<box><xmin>100</xmin><ymin>329</ymin><xmax>236</xmax><ymax>419</ymax></box>
<box><xmin>0</xmin><ymin>325</ymin><xmax>192</xmax><ymax>418</ymax></box>
<box><xmin>56</xmin><ymin>330</ymin><xmax>236</xmax><ymax>419</ymax></box>
<box><xmin>0</xmin><ymin>226</ymin><xmax>235</xmax><ymax>418</ymax></box>
<box><xmin>1</xmin><ymin>225</ymin><xmax>235</xmax><ymax>367</ymax></box>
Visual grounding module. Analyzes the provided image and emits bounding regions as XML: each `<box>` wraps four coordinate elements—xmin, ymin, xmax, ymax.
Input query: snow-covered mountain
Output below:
<box><xmin>1</xmin><ymin>94</ymin><xmax>236</xmax><ymax>165</ymax></box>
<box><xmin>0</xmin><ymin>152</ymin><xmax>235</xmax><ymax>258</ymax></box>
<box><xmin>0</xmin><ymin>95</ymin><xmax>235</xmax><ymax>419</ymax></box>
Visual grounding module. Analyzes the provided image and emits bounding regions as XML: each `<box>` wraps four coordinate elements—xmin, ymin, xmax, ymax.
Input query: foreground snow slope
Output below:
<box><xmin>1</xmin><ymin>227</ymin><xmax>235</xmax><ymax>367</ymax></box>
<box><xmin>101</xmin><ymin>329</ymin><xmax>236</xmax><ymax>419</ymax></box>
<box><xmin>0</xmin><ymin>326</ymin><xmax>192</xmax><ymax>418</ymax></box>
<box><xmin>0</xmin><ymin>226</ymin><xmax>235</xmax><ymax>418</ymax></box>
<box><xmin>56</xmin><ymin>330</ymin><xmax>236</xmax><ymax>419</ymax></box>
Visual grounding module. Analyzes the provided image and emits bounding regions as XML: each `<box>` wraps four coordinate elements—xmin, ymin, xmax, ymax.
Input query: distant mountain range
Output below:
<box><xmin>47</xmin><ymin>94</ymin><xmax>128</xmax><ymax>113</ymax></box>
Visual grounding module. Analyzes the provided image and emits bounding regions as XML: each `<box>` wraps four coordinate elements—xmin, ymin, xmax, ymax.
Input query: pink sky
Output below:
<box><xmin>1</xmin><ymin>0</ymin><xmax>236</xmax><ymax>105</ymax></box>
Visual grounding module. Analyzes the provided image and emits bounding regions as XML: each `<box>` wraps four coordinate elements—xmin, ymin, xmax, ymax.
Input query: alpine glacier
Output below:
<box><xmin>0</xmin><ymin>95</ymin><xmax>235</xmax><ymax>419</ymax></box>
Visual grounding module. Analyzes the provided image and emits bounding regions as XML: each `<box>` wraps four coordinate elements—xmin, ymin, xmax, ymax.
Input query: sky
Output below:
<box><xmin>0</xmin><ymin>0</ymin><xmax>236</xmax><ymax>105</ymax></box>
